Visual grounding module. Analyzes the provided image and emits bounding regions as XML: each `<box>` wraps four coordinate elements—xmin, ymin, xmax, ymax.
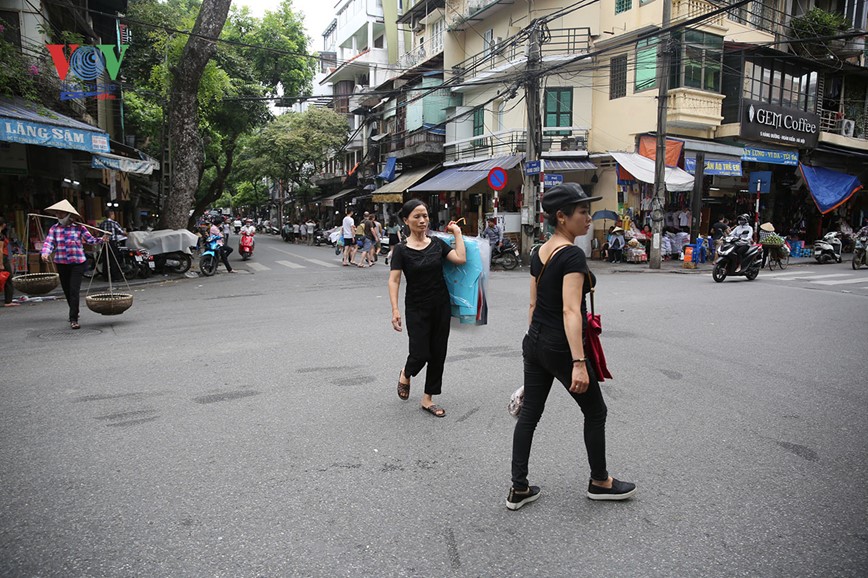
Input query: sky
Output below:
<box><xmin>235</xmin><ymin>0</ymin><xmax>335</xmax><ymax>52</ymax></box>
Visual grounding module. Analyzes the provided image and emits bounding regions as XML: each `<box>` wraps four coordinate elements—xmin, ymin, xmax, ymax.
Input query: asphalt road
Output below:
<box><xmin>1</xmin><ymin>234</ymin><xmax>866</xmax><ymax>577</ymax></box>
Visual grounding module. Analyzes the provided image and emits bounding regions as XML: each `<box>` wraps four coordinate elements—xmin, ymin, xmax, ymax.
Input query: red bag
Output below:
<box><xmin>0</xmin><ymin>270</ymin><xmax>9</xmax><ymax>292</ymax></box>
<box><xmin>584</xmin><ymin>273</ymin><xmax>612</xmax><ymax>382</ymax></box>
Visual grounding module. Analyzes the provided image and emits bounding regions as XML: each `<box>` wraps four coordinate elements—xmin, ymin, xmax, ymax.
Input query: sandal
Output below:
<box><xmin>70</xmin><ymin>321</ymin><xmax>80</xmax><ymax>330</ymax></box>
<box><xmin>397</xmin><ymin>371</ymin><xmax>410</xmax><ymax>400</ymax></box>
<box><xmin>421</xmin><ymin>404</ymin><xmax>446</xmax><ymax>418</ymax></box>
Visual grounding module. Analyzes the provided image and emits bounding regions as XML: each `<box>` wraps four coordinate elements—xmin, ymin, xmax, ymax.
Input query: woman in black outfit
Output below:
<box><xmin>508</xmin><ymin>183</ymin><xmax>636</xmax><ymax>510</ymax></box>
<box><xmin>388</xmin><ymin>200</ymin><xmax>466</xmax><ymax>417</ymax></box>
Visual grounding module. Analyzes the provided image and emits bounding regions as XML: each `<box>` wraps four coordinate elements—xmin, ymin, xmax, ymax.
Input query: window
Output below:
<box><xmin>672</xmin><ymin>31</ymin><xmax>722</xmax><ymax>92</ymax></box>
<box><xmin>615</xmin><ymin>0</ymin><xmax>632</xmax><ymax>15</ymax></box>
<box><xmin>473</xmin><ymin>107</ymin><xmax>485</xmax><ymax>136</ymax></box>
<box><xmin>544</xmin><ymin>88</ymin><xmax>573</xmax><ymax>135</ymax></box>
<box><xmin>610</xmin><ymin>55</ymin><xmax>628</xmax><ymax>99</ymax></box>
<box><xmin>483</xmin><ymin>29</ymin><xmax>494</xmax><ymax>58</ymax></box>
<box><xmin>374</xmin><ymin>35</ymin><xmax>384</xmax><ymax>49</ymax></box>
<box><xmin>742</xmin><ymin>59</ymin><xmax>818</xmax><ymax>112</ymax></box>
<box><xmin>0</xmin><ymin>11</ymin><xmax>21</xmax><ymax>48</ymax></box>
<box><xmin>635</xmin><ymin>38</ymin><xmax>658</xmax><ymax>92</ymax></box>
<box><xmin>431</xmin><ymin>18</ymin><xmax>444</xmax><ymax>54</ymax></box>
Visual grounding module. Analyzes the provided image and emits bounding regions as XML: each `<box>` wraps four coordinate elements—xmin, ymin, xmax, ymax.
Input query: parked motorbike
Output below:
<box><xmin>199</xmin><ymin>235</ymin><xmax>223</xmax><ymax>277</ymax></box>
<box><xmin>152</xmin><ymin>252</ymin><xmax>192</xmax><ymax>274</ymax></box>
<box><xmin>491</xmin><ymin>238</ymin><xmax>520</xmax><ymax>270</ymax></box>
<box><xmin>86</xmin><ymin>244</ymin><xmax>149</xmax><ymax>280</ymax></box>
<box><xmin>853</xmin><ymin>234</ymin><xmax>868</xmax><ymax>270</ymax></box>
<box><xmin>126</xmin><ymin>229</ymin><xmax>198</xmax><ymax>275</ymax></box>
<box><xmin>239</xmin><ymin>231</ymin><xmax>255</xmax><ymax>261</ymax></box>
<box><xmin>312</xmin><ymin>228</ymin><xmax>327</xmax><ymax>246</ymax></box>
<box><xmin>712</xmin><ymin>236</ymin><xmax>763</xmax><ymax>282</ymax></box>
<box><xmin>814</xmin><ymin>231</ymin><xmax>843</xmax><ymax>264</ymax></box>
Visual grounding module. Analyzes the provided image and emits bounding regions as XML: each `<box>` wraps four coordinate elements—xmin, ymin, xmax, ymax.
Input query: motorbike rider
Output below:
<box><xmin>240</xmin><ymin>218</ymin><xmax>256</xmax><ymax>251</ymax></box>
<box><xmin>481</xmin><ymin>217</ymin><xmax>503</xmax><ymax>251</ymax></box>
<box><xmin>208</xmin><ymin>216</ymin><xmax>234</xmax><ymax>273</ymax></box>
<box><xmin>729</xmin><ymin>214</ymin><xmax>754</xmax><ymax>269</ymax></box>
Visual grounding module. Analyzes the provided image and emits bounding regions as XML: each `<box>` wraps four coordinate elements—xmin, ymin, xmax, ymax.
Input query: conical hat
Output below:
<box><xmin>45</xmin><ymin>199</ymin><xmax>81</xmax><ymax>219</ymax></box>
<box><xmin>760</xmin><ymin>222</ymin><xmax>775</xmax><ymax>232</ymax></box>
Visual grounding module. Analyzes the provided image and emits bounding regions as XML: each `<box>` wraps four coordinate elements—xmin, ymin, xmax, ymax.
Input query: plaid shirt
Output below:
<box><xmin>42</xmin><ymin>223</ymin><xmax>103</xmax><ymax>264</ymax></box>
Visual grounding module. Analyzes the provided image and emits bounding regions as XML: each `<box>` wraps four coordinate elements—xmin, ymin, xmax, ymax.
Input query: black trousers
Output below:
<box><xmin>56</xmin><ymin>262</ymin><xmax>85</xmax><ymax>322</ymax></box>
<box><xmin>220</xmin><ymin>246</ymin><xmax>233</xmax><ymax>271</ymax></box>
<box><xmin>403</xmin><ymin>298</ymin><xmax>451</xmax><ymax>396</ymax></box>
<box><xmin>2</xmin><ymin>255</ymin><xmax>13</xmax><ymax>304</ymax></box>
<box><xmin>511</xmin><ymin>323</ymin><xmax>609</xmax><ymax>490</ymax></box>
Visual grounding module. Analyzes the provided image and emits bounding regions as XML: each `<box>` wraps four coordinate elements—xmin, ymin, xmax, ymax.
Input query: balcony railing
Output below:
<box><xmin>724</xmin><ymin>0</ymin><xmax>780</xmax><ymax>36</ymax></box>
<box><xmin>452</xmin><ymin>27</ymin><xmax>591</xmax><ymax>83</ymax></box>
<box><xmin>820</xmin><ymin>108</ymin><xmax>867</xmax><ymax>140</ymax></box>
<box><xmin>666</xmin><ymin>88</ymin><xmax>725</xmax><ymax>129</ymax></box>
<box><xmin>444</xmin><ymin>127</ymin><xmax>588</xmax><ymax>163</ymax></box>
<box><xmin>397</xmin><ymin>35</ymin><xmax>445</xmax><ymax>71</ymax></box>
<box><xmin>672</xmin><ymin>0</ymin><xmax>726</xmax><ymax>30</ymax></box>
<box><xmin>389</xmin><ymin>129</ymin><xmax>446</xmax><ymax>154</ymax></box>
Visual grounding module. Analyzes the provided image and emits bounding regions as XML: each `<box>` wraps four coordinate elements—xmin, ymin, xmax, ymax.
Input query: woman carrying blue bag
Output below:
<box><xmin>388</xmin><ymin>200</ymin><xmax>466</xmax><ymax>418</ymax></box>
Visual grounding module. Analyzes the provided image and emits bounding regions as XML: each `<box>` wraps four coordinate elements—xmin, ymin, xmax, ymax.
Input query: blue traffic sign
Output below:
<box><xmin>487</xmin><ymin>167</ymin><xmax>508</xmax><ymax>191</ymax></box>
<box><xmin>543</xmin><ymin>173</ymin><xmax>564</xmax><ymax>186</ymax></box>
<box><xmin>525</xmin><ymin>160</ymin><xmax>541</xmax><ymax>175</ymax></box>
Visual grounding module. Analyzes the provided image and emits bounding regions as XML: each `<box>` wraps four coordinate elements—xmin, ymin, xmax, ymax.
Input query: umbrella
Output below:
<box><xmin>592</xmin><ymin>210</ymin><xmax>618</xmax><ymax>221</ymax></box>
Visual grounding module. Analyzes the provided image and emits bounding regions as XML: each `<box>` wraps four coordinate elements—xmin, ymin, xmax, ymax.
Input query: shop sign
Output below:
<box><xmin>741</xmin><ymin>147</ymin><xmax>799</xmax><ymax>166</ymax></box>
<box><xmin>741</xmin><ymin>99</ymin><xmax>820</xmax><ymax>148</ymax></box>
<box><xmin>543</xmin><ymin>174</ymin><xmax>564</xmax><ymax>186</ymax></box>
<box><xmin>0</xmin><ymin>119</ymin><xmax>109</xmax><ymax>153</ymax></box>
<box><xmin>47</xmin><ymin>44</ymin><xmax>128</xmax><ymax>100</ymax></box>
<box><xmin>684</xmin><ymin>157</ymin><xmax>742</xmax><ymax>176</ymax></box>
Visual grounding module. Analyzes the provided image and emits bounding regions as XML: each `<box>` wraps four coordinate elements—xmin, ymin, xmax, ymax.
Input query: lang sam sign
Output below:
<box><xmin>741</xmin><ymin>99</ymin><xmax>820</xmax><ymax>148</ymax></box>
<box><xmin>46</xmin><ymin>44</ymin><xmax>129</xmax><ymax>100</ymax></box>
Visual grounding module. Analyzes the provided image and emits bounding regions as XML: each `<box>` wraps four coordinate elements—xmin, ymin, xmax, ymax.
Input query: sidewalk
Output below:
<box><xmin>590</xmin><ymin>254</ymin><xmax>821</xmax><ymax>274</ymax></box>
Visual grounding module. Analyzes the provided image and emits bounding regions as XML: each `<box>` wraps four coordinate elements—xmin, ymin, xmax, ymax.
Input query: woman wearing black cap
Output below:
<box><xmin>507</xmin><ymin>183</ymin><xmax>635</xmax><ymax>510</ymax></box>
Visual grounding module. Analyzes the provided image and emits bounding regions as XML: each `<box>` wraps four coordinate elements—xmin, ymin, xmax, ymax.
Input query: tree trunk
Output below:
<box><xmin>159</xmin><ymin>0</ymin><xmax>233</xmax><ymax>230</ymax></box>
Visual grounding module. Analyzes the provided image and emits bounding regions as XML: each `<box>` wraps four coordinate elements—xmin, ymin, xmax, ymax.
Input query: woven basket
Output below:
<box><xmin>12</xmin><ymin>273</ymin><xmax>59</xmax><ymax>295</ymax></box>
<box><xmin>86</xmin><ymin>292</ymin><xmax>133</xmax><ymax>315</ymax></box>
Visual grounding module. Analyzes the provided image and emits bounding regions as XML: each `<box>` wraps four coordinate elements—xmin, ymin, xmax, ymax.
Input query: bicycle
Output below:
<box><xmin>763</xmin><ymin>243</ymin><xmax>789</xmax><ymax>270</ymax></box>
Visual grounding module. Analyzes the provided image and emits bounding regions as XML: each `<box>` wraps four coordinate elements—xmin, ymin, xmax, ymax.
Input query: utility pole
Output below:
<box><xmin>650</xmin><ymin>0</ymin><xmax>672</xmax><ymax>269</ymax></box>
<box><xmin>521</xmin><ymin>20</ymin><xmax>542</xmax><ymax>261</ymax></box>
<box><xmin>691</xmin><ymin>151</ymin><xmax>705</xmax><ymax>241</ymax></box>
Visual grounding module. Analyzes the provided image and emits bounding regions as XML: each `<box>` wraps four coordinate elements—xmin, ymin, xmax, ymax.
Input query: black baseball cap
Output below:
<box><xmin>541</xmin><ymin>183</ymin><xmax>602</xmax><ymax>214</ymax></box>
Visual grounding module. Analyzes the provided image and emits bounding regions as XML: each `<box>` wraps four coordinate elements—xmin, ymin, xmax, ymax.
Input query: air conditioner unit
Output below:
<box><xmin>492</xmin><ymin>37</ymin><xmax>505</xmax><ymax>55</ymax></box>
<box><xmin>840</xmin><ymin>118</ymin><xmax>856</xmax><ymax>137</ymax></box>
<box><xmin>413</xmin><ymin>22</ymin><xmax>424</xmax><ymax>33</ymax></box>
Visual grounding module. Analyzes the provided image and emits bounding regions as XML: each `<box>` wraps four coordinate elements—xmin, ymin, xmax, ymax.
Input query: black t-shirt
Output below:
<box><xmin>391</xmin><ymin>237</ymin><xmax>453</xmax><ymax>307</ymax></box>
<box><xmin>364</xmin><ymin>220</ymin><xmax>377</xmax><ymax>241</ymax></box>
<box><xmin>711</xmin><ymin>221</ymin><xmax>728</xmax><ymax>240</ymax></box>
<box><xmin>530</xmin><ymin>245</ymin><xmax>595</xmax><ymax>340</ymax></box>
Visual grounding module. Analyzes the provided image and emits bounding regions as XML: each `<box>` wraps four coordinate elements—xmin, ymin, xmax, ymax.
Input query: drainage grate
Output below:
<box><xmin>38</xmin><ymin>329</ymin><xmax>102</xmax><ymax>340</ymax></box>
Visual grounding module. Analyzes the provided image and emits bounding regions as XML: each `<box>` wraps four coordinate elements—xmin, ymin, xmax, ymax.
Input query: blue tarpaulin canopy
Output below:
<box><xmin>378</xmin><ymin>157</ymin><xmax>397</xmax><ymax>181</ymax></box>
<box><xmin>799</xmin><ymin>163</ymin><xmax>863</xmax><ymax>214</ymax></box>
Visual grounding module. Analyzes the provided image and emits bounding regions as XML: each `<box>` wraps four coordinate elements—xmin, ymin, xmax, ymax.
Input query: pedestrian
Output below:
<box><xmin>0</xmin><ymin>217</ymin><xmax>18</xmax><ymax>307</ymax></box>
<box><xmin>222</xmin><ymin>219</ymin><xmax>231</xmax><ymax>245</ymax></box>
<box><xmin>40</xmin><ymin>200</ymin><xmax>110</xmax><ymax>329</ymax></box>
<box><xmin>385</xmin><ymin>216</ymin><xmax>402</xmax><ymax>265</ymax></box>
<box><xmin>341</xmin><ymin>208</ymin><xmax>356</xmax><ymax>266</ymax></box>
<box><xmin>299</xmin><ymin>221</ymin><xmax>307</xmax><ymax>244</ymax></box>
<box><xmin>508</xmin><ymin>183</ymin><xmax>635</xmax><ymax>511</ymax></box>
<box><xmin>208</xmin><ymin>216</ymin><xmax>235</xmax><ymax>273</ymax></box>
<box><xmin>98</xmin><ymin>210</ymin><xmax>127</xmax><ymax>280</ymax></box>
<box><xmin>306</xmin><ymin>218</ymin><xmax>317</xmax><ymax>246</ymax></box>
<box><xmin>293</xmin><ymin>222</ymin><xmax>300</xmax><ymax>244</ymax></box>
<box><xmin>364</xmin><ymin>213</ymin><xmax>379</xmax><ymax>266</ymax></box>
<box><xmin>388</xmin><ymin>199</ymin><xmax>466</xmax><ymax>418</ymax></box>
<box><xmin>353</xmin><ymin>217</ymin><xmax>371</xmax><ymax>267</ymax></box>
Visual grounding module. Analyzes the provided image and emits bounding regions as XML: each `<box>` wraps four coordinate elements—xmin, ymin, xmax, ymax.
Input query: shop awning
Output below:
<box><xmin>609</xmin><ymin>151</ymin><xmax>694</xmax><ymax>192</ymax></box>
<box><xmin>374</xmin><ymin>165</ymin><xmax>440</xmax><ymax>196</ymax></box>
<box><xmin>411</xmin><ymin>155</ymin><xmax>524</xmax><ymax>192</ymax></box>
<box><xmin>799</xmin><ymin>163</ymin><xmax>863</xmax><ymax>214</ymax></box>
<box><xmin>542</xmin><ymin>159</ymin><xmax>596</xmax><ymax>171</ymax></box>
<box><xmin>0</xmin><ymin>96</ymin><xmax>109</xmax><ymax>153</ymax></box>
<box><xmin>319</xmin><ymin>188</ymin><xmax>357</xmax><ymax>207</ymax></box>
<box><xmin>91</xmin><ymin>152</ymin><xmax>159</xmax><ymax>175</ymax></box>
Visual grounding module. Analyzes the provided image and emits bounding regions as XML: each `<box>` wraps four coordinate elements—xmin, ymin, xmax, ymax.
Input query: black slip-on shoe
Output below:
<box><xmin>506</xmin><ymin>485</ymin><xmax>541</xmax><ymax>510</ymax></box>
<box><xmin>587</xmin><ymin>478</ymin><xmax>636</xmax><ymax>501</ymax></box>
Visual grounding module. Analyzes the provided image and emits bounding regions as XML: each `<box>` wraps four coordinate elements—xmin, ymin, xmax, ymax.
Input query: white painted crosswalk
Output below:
<box><xmin>765</xmin><ymin>270</ymin><xmax>868</xmax><ymax>286</ymax></box>
<box><xmin>277</xmin><ymin>260</ymin><xmax>305</xmax><ymax>269</ymax></box>
<box><xmin>246</xmin><ymin>262</ymin><xmax>270</xmax><ymax>272</ymax></box>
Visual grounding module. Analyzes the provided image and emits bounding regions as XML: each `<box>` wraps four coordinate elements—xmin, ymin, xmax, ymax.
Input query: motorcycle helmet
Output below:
<box><xmin>211</xmin><ymin>215</ymin><xmax>223</xmax><ymax>225</ymax></box>
<box><xmin>737</xmin><ymin>214</ymin><xmax>749</xmax><ymax>226</ymax></box>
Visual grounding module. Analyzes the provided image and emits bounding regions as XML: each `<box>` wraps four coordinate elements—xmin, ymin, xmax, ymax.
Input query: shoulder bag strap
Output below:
<box><xmin>535</xmin><ymin>244</ymin><xmax>571</xmax><ymax>288</ymax></box>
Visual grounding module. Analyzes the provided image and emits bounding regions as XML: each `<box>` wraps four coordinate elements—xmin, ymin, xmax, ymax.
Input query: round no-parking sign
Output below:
<box><xmin>487</xmin><ymin>167</ymin><xmax>508</xmax><ymax>191</ymax></box>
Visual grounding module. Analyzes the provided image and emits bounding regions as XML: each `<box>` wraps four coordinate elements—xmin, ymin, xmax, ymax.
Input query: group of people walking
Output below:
<box><xmin>386</xmin><ymin>186</ymin><xmax>635</xmax><ymax>511</ymax></box>
<box><xmin>340</xmin><ymin>208</ymin><xmax>400</xmax><ymax>268</ymax></box>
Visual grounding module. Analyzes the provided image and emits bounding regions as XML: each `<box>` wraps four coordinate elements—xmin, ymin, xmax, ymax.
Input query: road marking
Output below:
<box><xmin>268</xmin><ymin>246</ymin><xmax>339</xmax><ymax>268</ymax></box>
<box><xmin>277</xmin><ymin>260</ymin><xmax>305</xmax><ymax>269</ymax></box>
<box><xmin>812</xmin><ymin>276</ymin><xmax>868</xmax><ymax>286</ymax></box>
<box><xmin>767</xmin><ymin>273</ymin><xmax>852</xmax><ymax>280</ymax></box>
<box><xmin>246</xmin><ymin>262</ymin><xmax>270</xmax><ymax>271</ymax></box>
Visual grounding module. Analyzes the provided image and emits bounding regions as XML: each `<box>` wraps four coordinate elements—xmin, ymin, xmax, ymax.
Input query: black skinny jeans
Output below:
<box><xmin>403</xmin><ymin>298</ymin><xmax>451</xmax><ymax>396</ymax></box>
<box><xmin>511</xmin><ymin>322</ymin><xmax>609</xmax><ymax>490</ymax></box>
<box><xmin>56</xmin><ymin>262</ymin><xmax>86</xmax><ymax>322</ymax></box>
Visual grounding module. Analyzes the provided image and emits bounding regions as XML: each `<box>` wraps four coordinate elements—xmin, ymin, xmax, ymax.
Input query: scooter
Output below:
<box><xmin>712</xmin><ymin>235</ymin><xmax>763</xmax><ymax>282</ymax></box>
<box><xmin>491</xmin><ymin>238</ymin><xmax>520</xmax><ymax>270</ymax></box>
<box><xmin>239</xmin><ymin>231</ymin><xmax>255</xmax><ymax>261</ymax></box>
<box><xmin>853</xmin><ymin>234</ymin><xmax>868</xmax><ymax>270</ymax></box>
<box><xmin>199</xmin><ymin>235</ymin><xmax>225</xmax><ymax>277</ymax></box>
<box><xmin>814</xmin><ymin>231</ymin><xmax>842</xmax><ymax>264</ymax></box>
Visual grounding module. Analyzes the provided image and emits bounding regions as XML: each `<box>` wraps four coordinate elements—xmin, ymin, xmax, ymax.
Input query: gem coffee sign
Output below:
<box><xmin>741</xmin><ymin>99</ymin><xmax>820</xmax><ymax>148</ymax></box>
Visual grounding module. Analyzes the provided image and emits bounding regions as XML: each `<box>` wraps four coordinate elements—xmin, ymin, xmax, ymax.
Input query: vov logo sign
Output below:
<box><xmin>46</xmin><ymin>44</ymin><xmax>129</xmax><ymax>100</ymax></box>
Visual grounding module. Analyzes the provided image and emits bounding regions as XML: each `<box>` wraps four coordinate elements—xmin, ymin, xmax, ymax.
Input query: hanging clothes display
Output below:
<box><xmin>433</xmin><ymin>233</ymin><xmax>490</xmax><ymax>325</ymax></box>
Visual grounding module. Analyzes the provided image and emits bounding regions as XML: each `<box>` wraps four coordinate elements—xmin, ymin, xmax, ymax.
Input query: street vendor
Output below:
<box><xmin>41</xmin><ymin>200</ymin><xmax>110</xmax><ymax>330</ymax></box>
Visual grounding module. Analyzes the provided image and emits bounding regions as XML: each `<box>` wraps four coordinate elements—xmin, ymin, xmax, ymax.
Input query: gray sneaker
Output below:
<box><xmin>506</xmin><ymin>485</ymin><xmax>541</xmax><ymax>510</ymax></box>
<box><xmin>586</xmin><ymin>478</ymin><xmax>636</xmax><ymax>501</ymax></box>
